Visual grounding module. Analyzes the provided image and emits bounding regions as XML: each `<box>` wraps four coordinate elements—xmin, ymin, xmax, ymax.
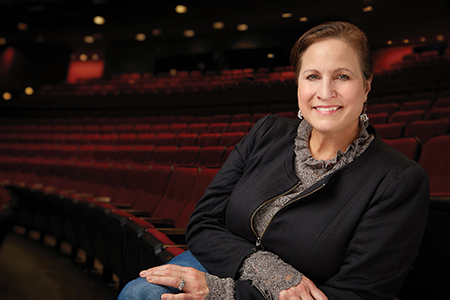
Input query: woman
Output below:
<box><xmin>119</xmin><ymin>21</ymin><xmax>429</xmax><ymax>300</ymax></box>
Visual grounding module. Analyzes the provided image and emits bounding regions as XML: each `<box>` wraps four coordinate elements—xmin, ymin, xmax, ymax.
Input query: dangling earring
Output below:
<box><xmin>297</xmin><ymin>110</ymin><xmax>303</xmax><ymax>120</ymax></box>
<box><xmin>359</xmin><ymin>102</ymin><xmax>369</xmax><ymax>123</ymax></box>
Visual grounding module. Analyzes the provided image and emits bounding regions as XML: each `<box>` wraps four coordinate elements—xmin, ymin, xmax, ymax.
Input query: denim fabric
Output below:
<box><xmin>118</xmin><ymin>251</ymin><xmax>209</xmax><ymax>300</ymax></box>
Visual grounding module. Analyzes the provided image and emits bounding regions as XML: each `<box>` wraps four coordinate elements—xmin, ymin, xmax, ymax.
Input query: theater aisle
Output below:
<box><xmin>0</xmin><ymin>227</ymin><xmax>119</xmax><ymax>300</ymax></box>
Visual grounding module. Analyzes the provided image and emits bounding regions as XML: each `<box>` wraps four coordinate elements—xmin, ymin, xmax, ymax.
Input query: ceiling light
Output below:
<box><xmin>362</xmin><ymin>6</ymin><xmax>373</xmax><ymax>12</ymax></box>
<box><xmin>387</xmin><ymin>40</ymin><xmax>393</xmax><ymax>45</ymax></box>
<box><xmin>298</xmin><ymin>17</ymin><xmax>308</xmax><ymax>22</ymax></box>
<box><xmin>212</xmin><ymin>21</ymin><xmax>225</xmax><ymax>30</ymax></box>
<box><xmin>237</xmin><ymin>24</ymin><xmax>249</xmax><ymax>31</ymax></box>
<box><xmin>93</xmin><ymin>16</ymin><xmax>105</xmax><ymax>25</ymax></box>
<box><xmin>152</xmin><ymin>29</ymin><xmax>162</xmax><ymax>36</ymax></box>
<box><xmin>79</xmin><ymin>54</ymin><xmax>88</xmax><ymax>61</ymax></box>
<box><xmin>17</xmin><ymin>23</ymin><xmax>28</xmax><ymax>31</ymax></box>
<box><xmin>420</xmin><ymin>37</ymin><xmax>426</xmax><ymax>42</ymax></box>
<box><xmin>175</xmin><ymin>5</ymin><xmax>188</xmax><ymax>14</ymax></box>
<box><xmin>92</xmin><ymin>54</ymin><xmax>100</xmax><ymax>61</ymax></box>
<box><xmin>281</xmin><ymin>13</ymin><xmax>293</xmax><ymax>18</ymax></box>
<box><xmin>267</xmin><ymin>53</ymin><xmax>275</xmax><ymax>59</ymax></box>
<box><xmin>2</xmin><ymin>92</ymin><xmax>12</xmax><ymax>101</ymax></box>
<box><xmin>24</xmin><ymin>87</ymin><xmax>34</xmax><ymax>96</ymax></box>
<box><xmin>437</xmin><ymin>34</ymin><xmax>444</xmax><ymax>41</ymax></box>
<box><xmin>169</xmin><ymin>69</ymin><xmax>177</xmax><ymax>76</ymax></box>
<box><xmin>184</xmin><ymin>29</ymin><xmax>195</xmax><ymax>37</ymax></box>
<box><xmin>0</xmin><ymin>37</ymin><xmax>6</xmax><ymax>45</ymax></box>
<box><xmin>135</xmin><ymin>33</ymin><xmax>146</xmax><ymax>41</ymax></box>
<box><xmin>83</xmin><ymin>35</ymin><xmax>95</xmax><ymax>44</ymax></box>
<box><xmin>403</xmin><ymin>39</ymin><xmax>409</xmax><ymax>44</ymax></box>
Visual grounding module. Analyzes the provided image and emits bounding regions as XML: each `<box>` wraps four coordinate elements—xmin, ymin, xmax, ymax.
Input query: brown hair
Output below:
<box><xmin>290</xmin><ymin>21</ymin><xmax>373</xmax><ymax>82</ymax></box>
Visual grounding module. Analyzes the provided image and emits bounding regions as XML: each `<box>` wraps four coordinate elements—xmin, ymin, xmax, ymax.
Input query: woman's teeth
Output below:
<box><xmin>316</xmin><ymin>107</ymin><xmax>340</xmax><ymax>112</ymax></box>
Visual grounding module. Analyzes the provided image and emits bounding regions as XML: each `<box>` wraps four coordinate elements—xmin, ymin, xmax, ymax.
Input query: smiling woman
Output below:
<box><xmin>119</xmin><ymin>21</ymin><xmax>429</xmax><ymax>300</ymax></box>
<box><xmin>297</xmin><ymin>39</ymin><xmax>371</xmax><ymax>160</ymax></box>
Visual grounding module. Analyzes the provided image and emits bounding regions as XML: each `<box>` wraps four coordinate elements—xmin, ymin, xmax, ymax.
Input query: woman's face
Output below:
<box><xmin>297</xmin><ymin>39</ymin><xmax>371</xmax><ymax>138</ymax></box>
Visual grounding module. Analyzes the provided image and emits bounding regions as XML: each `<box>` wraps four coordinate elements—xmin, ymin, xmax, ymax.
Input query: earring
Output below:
<box><xmin>359</xmin><ymin>113</ymin><xmax>369</xmax><ymax>123</ymax></box>
<box><xmin>359</xmin><ymin>102</ymin><xmax>369</xmax><ymax>123</ymax></box>
<box><xmin>297</xmin><ymin>110</ymin><xmax>303</xmax><ymax>120</ymax></box>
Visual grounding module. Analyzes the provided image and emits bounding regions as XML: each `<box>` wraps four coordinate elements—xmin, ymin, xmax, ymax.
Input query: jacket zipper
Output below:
<box><xmin>250</xmin><ymin>182</ymin><xmax>326</xmax><ymax>249</ymax></box>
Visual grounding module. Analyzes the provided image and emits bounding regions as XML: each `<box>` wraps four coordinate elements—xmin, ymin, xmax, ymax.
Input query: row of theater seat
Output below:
<box><xmin>1</xmin><ymin>156</ymin><xmax>219</xmax><ymax>288</ymax></box>
<box><xmin>2</xmin><ymin>133</ymin><xmax>450</xmax><ymax>291</ymax></box>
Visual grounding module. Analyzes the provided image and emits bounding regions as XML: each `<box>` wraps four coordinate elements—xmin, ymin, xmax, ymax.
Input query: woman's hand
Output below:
<box><xmin>140</xmin><ymin>264</ymin><xmax>209</xmax><ymax>300</ymax></box>
<box><xmin>279</xmin><ymin>276</ymin><xmax>328</xmax><ymax>300</ymax></box>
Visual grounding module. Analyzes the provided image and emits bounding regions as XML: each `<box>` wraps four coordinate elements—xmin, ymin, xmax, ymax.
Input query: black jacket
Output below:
<box><xmin>186</xmin><ymin>115</ymin><xmax>430</xmax><ymax>300</ymax></box>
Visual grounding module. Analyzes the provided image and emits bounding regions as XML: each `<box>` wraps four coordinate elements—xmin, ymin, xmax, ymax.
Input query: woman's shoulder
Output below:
<box><xmin>252</xmin><ymin>114</ymin><xmax>300</xmax><ymax>133</ymax></box>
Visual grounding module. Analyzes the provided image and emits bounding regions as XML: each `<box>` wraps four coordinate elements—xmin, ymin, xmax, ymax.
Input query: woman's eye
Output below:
<box><xmin>337</xmin><ymin>74</ymin><xmax>349</xmax><ymax>80</ymax></box>
<box><xmin>306</xmin><ymin>74</ymin><xmax>319</xmax><ymax>80</ymax></box>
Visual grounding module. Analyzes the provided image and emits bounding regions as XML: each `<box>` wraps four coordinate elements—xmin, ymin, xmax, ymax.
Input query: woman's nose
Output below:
<box><xmin>317</xmin><ymin>79</ymin><xmax>336</xmax><ymax>100</ymax></box>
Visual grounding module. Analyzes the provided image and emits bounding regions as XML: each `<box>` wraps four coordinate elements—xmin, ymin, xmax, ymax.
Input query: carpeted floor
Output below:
<box><xmin>0</xmin><ymin>227</ymin><xmax>119</xmax><ymax>300</ymax></box>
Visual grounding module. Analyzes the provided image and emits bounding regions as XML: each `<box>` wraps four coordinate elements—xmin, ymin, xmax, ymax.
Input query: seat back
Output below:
<box><xmin>151</xmin><ymin>167</ymin><xmax>198</xmax><ymax>222</ymax></box>
<box><xmin>419</xmin><ymin>135</ymin><xmax>450</xmax><ymax>196</ymax></box>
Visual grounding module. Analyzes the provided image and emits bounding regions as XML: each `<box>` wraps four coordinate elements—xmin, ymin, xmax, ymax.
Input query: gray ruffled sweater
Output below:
<box><xmin>204</xmin><ymin>119</ymin><xmax>374</xmax><ymax>300</ymax></box>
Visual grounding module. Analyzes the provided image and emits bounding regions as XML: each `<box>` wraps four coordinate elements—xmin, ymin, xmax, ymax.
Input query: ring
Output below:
<box><xmin>178</xmin><ymin>278</ymin><xmax>186</xmax><ymax>291</ymax></box>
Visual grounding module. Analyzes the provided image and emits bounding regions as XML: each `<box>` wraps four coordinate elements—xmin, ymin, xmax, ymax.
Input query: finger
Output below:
<box><xmin>141</xmin><ymin>264</ymin><xmax>183</xmax><ymax>277</ymax></box>
<box><xmin>161</xmin><ymin>293</ymin><xmax>192</xmax><ymax>300</ymax></box>
<box><xmin>146</xmin><ymin>274</ymin><xmax>183</xmax><ymax>289</ymax></box>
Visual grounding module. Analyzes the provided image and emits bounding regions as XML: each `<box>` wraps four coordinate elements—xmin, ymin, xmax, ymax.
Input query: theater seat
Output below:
<box><xmin>388</xmin><ymin>110</ymin><xmax>425</xmax><ymax>127</ymax></box>
<box><xmin>405</xmin><ymin>118</ymin><xmax>449</xmax><ymax>145</ymax></box>
<box><xmin>418</xmin><ymin>135</ymin><xmax>450</xmax><ymax>196</ymax></box>
<box><xmin>373</xmin><ymin>123</ymin><xmax>404</xmax><ymax>139</ymax></box>
<box><xmin>383</xmin><ymin>137</ymin><xmax>421</xmax><ymax>161</ymax></box>
<box><xmin>196</xmin><ymin>146</ymin><xmax>225</xmax><ymax>169</ymax></box>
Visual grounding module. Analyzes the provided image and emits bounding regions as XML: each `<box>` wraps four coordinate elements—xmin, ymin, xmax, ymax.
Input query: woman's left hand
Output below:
<box><xmin>140</xmin><ymin>264</ymin><xmax>209</xmax><ymax>300</ymax></box>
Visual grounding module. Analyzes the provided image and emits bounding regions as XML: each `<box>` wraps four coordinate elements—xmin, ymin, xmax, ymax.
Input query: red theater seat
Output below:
<box><xmin>219</xmin><ymin>132</ymin><xmax>244</xmax><ymax>147</ymax></box>
<box><xmin>373</xmin><ymin>123</ymin><xmax>404</xmax><ymax>139</ymax></box>
<box><xmin>389</xmin><ymin>110</ymin><xmax>425</xmax><ymax>127</ymax></box>
<box><xmin>405</xmin><ymin>119</ymin><xmax>449</xmax><ymax>145</ymax></box>
<box><xmin>383</xmin><ymin>137</ymin><xmax>421</xmax><ymax>161</ymax></box>
<box><xmin>419</xmin><ymin>135</ymin><xmax>450</xmax><ymax>196</ymax></box>
<box><xmin>150</xmin><ymin>146</ymin><xmax>177</xmax><ymax>166</ymax></box>
<box><xmin>196</xmin><ymin>146</ymin><xmax>225</xmax><ymax>169</ymax></box>
<box><xmin>197</xmin><ymin>133</ymin><xmax>221</xmax><ymax>147</ymax></box>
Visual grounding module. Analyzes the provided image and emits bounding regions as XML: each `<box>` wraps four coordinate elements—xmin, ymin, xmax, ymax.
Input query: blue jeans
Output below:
<box><xmin>118</xmin><ymin>251</ymin><xmax>209</xmax><ymax>300</ymax></box>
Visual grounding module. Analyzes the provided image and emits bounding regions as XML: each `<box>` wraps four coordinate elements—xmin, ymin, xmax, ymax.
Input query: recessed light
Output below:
<box><xmin>83</xmin><ymin>35</ymin><xmax>95</xmax><ymax>44</ymax></box>
<box><xmin>93</xmin><ymin>16</ymin><xmax>105</xmax><ymax>25</ymax></box>
<box><xmin>403</xmin><ymin>39</ymin><xmax>409</xmax><ymax>44</ymax></box>
<box><xmin>152</xmin><ymin>29</ymin><xmax>162</xmax><ymax>36</ymax></box>
<box><xmin>362</xmin><ymin>6</ymin><xmax>373</xmax><ymax>12</ymax></box>
<box><xmin>212</xmin><ymin>21</ymin><xmax>225</xmax><ymax>30</ymax></box>
<box><xmin>175</xmin><ymin>5</ymin><xmax>188</xmax><ymax>14</ymax></box>
<box><xmin>79</xmin><ymin>54</ymin><xmax>88</xmax><ymax>61</ymax></box>
<box><xmin>387</xmin><ymin>40</ymin><xmax>393</xmax><ymax>45</ymax></box>
<box><xmin>420</xmin><ymin>37</ymin><xmax>426</xmax><ymax>42</ymax></box>
<box><xmin>24</xmin><ymin>87</ymin><xmax>34</xmax><ymax>96</ymax></box>
<box><xmin>135</xmin><ymin>33</ymin><xmax>146</xmax><ymax>41</ymax></box>
<box><xmin>267</xmin><ymin>53</ymin><xmax>275</xmax><ymax>59</ymax></box>
<box><xmin>437</xmin><ymin>34</ymin><xmax>444</xmax><ymax>41</ymax></box>
<box><xmin>237</xmin><ymin>24</ymin><xmax>249</xmax><ymax>31</ymax></box>
<box><xmin>0</xmin><ymin>37</ymin><xmax>6</xmax><ymax>45</ymax></box>
<box><xmin>184</xmin><ymin>29</ymin><xmax>195</xmax><ymax>37</ymax></box>
<box><xmin>299</xmin><ymin>17</ymin><xmax>308</xmax><ymax>22</ymax></box>
<box><xmin>17</xmin><ymin>23</ymin><xmax>28</xmax><ymax>31</ymax></box>
<box><xmin>281</xmin><ymin>13</ymin><xmax>293</xmax><ymax>18</ymax></box>
<box><xmin>3</xmin><ymin>92</ymin><xmax>12</xmax><ymax>101</ymax></box>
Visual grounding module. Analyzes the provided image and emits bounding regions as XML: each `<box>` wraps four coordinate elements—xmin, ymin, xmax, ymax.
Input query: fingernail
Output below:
<box><xmin>140</xmin><ymin>271</ymin><xmax>147</xmax><ymax>277</ymax></box>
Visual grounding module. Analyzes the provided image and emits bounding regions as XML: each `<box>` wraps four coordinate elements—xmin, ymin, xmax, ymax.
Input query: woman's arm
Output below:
<box><xmin>186</xmin><ymin>115</ymin><xmax>274</xmax><ymax>278</ymax></box>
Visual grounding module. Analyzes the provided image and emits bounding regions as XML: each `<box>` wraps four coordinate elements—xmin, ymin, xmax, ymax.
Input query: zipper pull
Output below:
<box><xmin>256</xmin><ymin>237</ymin><xmax>261</xmax><ymax>247</ymax></box>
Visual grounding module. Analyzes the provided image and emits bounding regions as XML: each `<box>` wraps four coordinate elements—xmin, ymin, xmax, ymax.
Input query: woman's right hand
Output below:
<box><xmin>279</xmin><ymin>276</ymin><xmax>328</xmax><ymax>300</ymax></box>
